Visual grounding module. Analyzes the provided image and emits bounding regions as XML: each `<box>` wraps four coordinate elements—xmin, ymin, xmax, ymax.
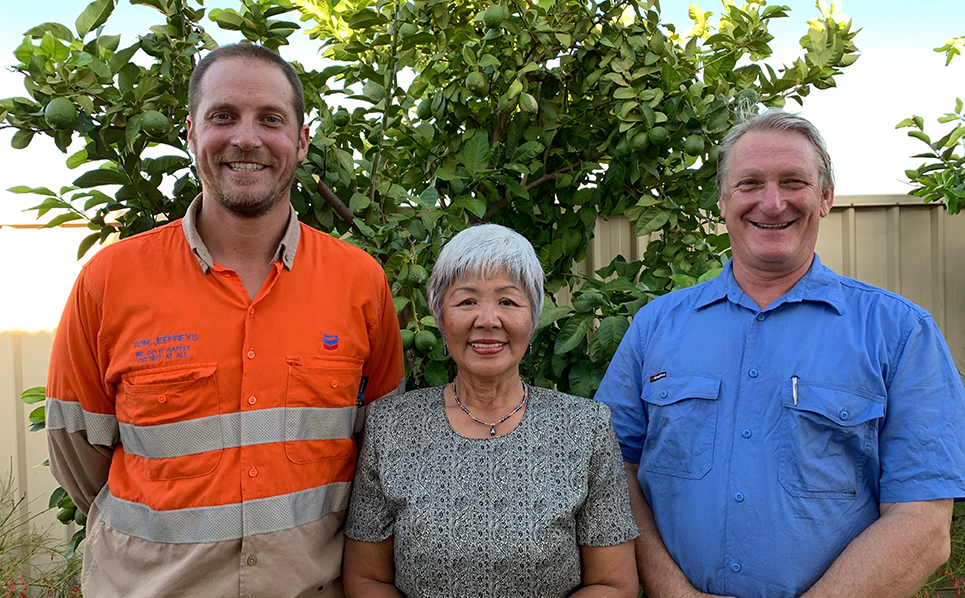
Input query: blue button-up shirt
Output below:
<box><xmin>596</xmin><ymin>255</ymin><xmax>965</xmax><ymax>598</ymax></box>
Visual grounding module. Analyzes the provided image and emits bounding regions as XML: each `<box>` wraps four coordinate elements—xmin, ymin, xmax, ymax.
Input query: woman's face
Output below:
<box><xmin>440</xmin><ymin>269</ymin><xmax>533</xmax><ymax>385</ymax></box>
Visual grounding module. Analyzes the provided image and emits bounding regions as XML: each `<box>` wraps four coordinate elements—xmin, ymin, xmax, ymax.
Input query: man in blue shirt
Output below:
<box><xmin>596</xmin><ymin>111</ymin><xmax>965</xmax><ymax>598</ymax></box>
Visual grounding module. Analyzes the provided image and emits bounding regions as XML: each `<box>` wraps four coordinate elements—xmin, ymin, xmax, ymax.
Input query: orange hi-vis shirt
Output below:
<box><xmin>45</xmin><ymin>196</ymin><xmax>404</xmax><ymax>598</ymax></box>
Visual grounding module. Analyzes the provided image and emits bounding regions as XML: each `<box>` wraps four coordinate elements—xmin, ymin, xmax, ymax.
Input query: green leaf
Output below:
<box><xmin>416</xmin><ymin>186</ymin><xmax>438</xmax><ymax>209</ymax></box>
<box><xmin>461</xmin><ymin>131</ymin><xmax>490</xmax><ymax>173</ymax></box>
<box><xmin>43</xmin><ymin>213</ymin><xmax>85</xmax><ymax>228</ymax></box>
<box><xmin>572</xmin><ymin>292</ymin><xmax>607</xmax><ymax>312</ymax></box>
<box><xmin>348</xmin><ymin>8</ymin><xmax>387</xmax><ymax>30</ymax></box>
<box><xmin>11</xmin><ymin>130</ymin><xmax>34</xmax><ymax>149</ymax></box>
<box><xmin>29</xmin><ymin>405</ymin><xmax>46</xmax><ymax>426</ymax></box>
<box><xmin>73</xmin><ymin>169</ymin><xmax>129</xmax><ymax>188</ymax></box>
<box><xmin>66</xmin><ymin>148</ymin><xmax>89</xmax><ymax>169</ymax></box>
<box><xmin>633</xmin><ymin>208</ymin><xmax>671</xmax><ymax>235</ymax></box>
<box><xmin>21</xmin><ymin>386</ymin><xmax>47</xmax><ymax>405</ymax></box>
<box><xmin>48</xmin><ymin>487</ymin><xmax>67</xmax><ymax>509</ymax></box>
<box><xmin>424</xmin><ymin>360</ymin><xmax>450</xmax><ymax>387</ymax></box>
<box><xmin>554</xmin><ymin>313</ymin><xmax>594</xmax><ymax>355</ymax></box>
<box><xmin>76</xmin><ymin>0</ymin><xmax>114</xmax><ymax>38</ymax></box>
<box><xmin>568</xmin><ymin>361</ymin><xmax>604</xmax><ymax>398</ymax></box>
<box><xmin>511</xmin><ymin>141</ymin><xmax>544</xmax><ymax>164</ymax></box>
<box><xmin>537</xmin><ymin>306</ymin><xmax>572</xmax><ymax>331</ymax></box>
<box><xmin>78</xmin><ymin>232</ymin><xmax>101</xmax><ymax>259</ymax></box>
<box><xmin>24</xmin><ymin>22</ymin><xmax>74</xmax><ymax>41</ymax></box>
<box><xmin>66</xmin><ymin>528</ymin><xmax>86</xmax><ymax>559</ymax></box>
<box><xmin>588</xmin><ymin>315</ymin><xmax>630</xmax><ymax>362</ymax></box>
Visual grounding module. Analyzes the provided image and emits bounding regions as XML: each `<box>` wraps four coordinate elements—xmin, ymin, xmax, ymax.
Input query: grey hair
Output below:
<box><xmin>428</xmin><ymin>224</ymin><xmax>545</xmax><ymax>333</ymax></box>
<box><xmin>716</xmin><ymin>110</ymin><xmax>834</xmax><ymax>200</ymax></box>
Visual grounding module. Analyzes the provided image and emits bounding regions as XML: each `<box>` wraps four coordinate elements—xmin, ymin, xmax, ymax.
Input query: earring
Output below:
<box><xmin>442</xmin><ymin>336</ymin><xmax>448</xmax><ymax>356</ymax></box>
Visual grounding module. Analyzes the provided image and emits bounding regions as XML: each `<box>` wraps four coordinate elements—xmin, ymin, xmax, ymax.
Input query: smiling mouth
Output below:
<box><xmin>469</xmin><ymin>341</ymin><xmax>506</xmax><ymax>349</ymax></box>
<box><xmin>226</xmin><ymin>162</ymin><xmax>267</xmax><ymax>172</ymax></box>
<box><xmin>751</xmin><ymin>221</ymin><xmax>793</xmax><ymax>229</ymax></box>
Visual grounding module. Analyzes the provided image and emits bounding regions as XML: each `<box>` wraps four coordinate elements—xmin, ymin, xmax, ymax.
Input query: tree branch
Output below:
<box><xmin>313</xmin><ymin>174</ymin><xmax>363</xmax><ymax>235</ymax></box>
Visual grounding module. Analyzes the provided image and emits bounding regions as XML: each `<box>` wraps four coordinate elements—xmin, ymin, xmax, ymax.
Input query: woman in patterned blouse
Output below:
<box><xmin>343</xmin><ymin>224</ymin><xmax>639</xmax><ymax>598</ymax></box>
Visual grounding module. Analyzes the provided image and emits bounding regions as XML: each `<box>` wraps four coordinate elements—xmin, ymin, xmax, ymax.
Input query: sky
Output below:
<box><xmin>1</xmin><ymin>0</ymin><xmax>963</xmax><ymax>331</ymax></box>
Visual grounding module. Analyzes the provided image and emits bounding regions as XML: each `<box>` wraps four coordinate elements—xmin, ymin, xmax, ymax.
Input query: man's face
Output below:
<box><xmin>719</xmin><ymin>130</ymin><xmax>833</xmax><ymax>278</ymax></box>
<box><xmin>186</xmin><ymin>57</ymin><xmax>309</xmax><ymax>218</ymax></box>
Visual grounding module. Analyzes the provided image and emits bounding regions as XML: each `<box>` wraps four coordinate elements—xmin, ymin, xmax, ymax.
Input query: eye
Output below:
<box><xmin>457</xmin><ymin>298</ymin><xmax>476</xmax><ymax>306</ymax></box>
<box><xmin>783</xmin><ymin>179</ymin><xmax>808</xmax><ymax>190</ymax></box>
<box><xmin>264</xmin><ymin>115</ymin><xmax>282</xmax><ymax>124</ymax></box>
<box><xmin>736</xmin><ymin>179</ymin><xmax>760</xmax><ymax>189</ymax></box>
<box><xmin>499</xmin><ymin>298</ymin><xmax>520</xmax><ymax>307</ymax></box>
<box><xmin>212</xmin><ymin>112</ymin><xmax>232</xmax><ymax>121</ymax></box>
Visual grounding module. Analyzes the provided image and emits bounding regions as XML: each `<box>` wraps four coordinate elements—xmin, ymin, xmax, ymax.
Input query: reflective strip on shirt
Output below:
<box><xmin>118</xmin><ymin>406</ymin><xmax>358</xmax><ymax>459</ymax></box>
<box><xmin>95</xmin><ymin>480</ymin><xmax>352</xmax><ymax>543</ymax></box>
<box><xmin>46</xmin><ymin>397</ymin><xmax>119</xmax><ymax>446</ymax></box>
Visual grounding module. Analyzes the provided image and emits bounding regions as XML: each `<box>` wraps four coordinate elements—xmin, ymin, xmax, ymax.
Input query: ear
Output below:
<box><xmin>717</xmin><ymin>193</ymin><xmax>728</xmax><ymax>219</ymax></box>
<box><xmin>297</xmin><ymin>124</ymin><xmax>310</xmax><ymax>161</ymax></box>
<box><xmin>819</xmin><ymin>185</ymin><xmax>834</xmax><ymax>218</ymax></box>
<box><xmin>186</xmin><ymin>115</ymin><xmax>196</xmax><ymax>155</ymax></box>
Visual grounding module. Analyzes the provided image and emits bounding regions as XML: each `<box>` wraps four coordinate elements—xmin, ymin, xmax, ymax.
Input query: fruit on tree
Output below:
<box><xmin>44</xmin><ymin>97</ymin><xmax>77</xmax><ymax>130</ymax></box>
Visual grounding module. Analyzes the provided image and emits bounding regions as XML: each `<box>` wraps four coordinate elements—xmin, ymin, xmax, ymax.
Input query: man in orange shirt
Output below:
<box><xmin>45</xmin><ymin>44</ymin><xmax>404</xmax><ymax>598</ymax></box>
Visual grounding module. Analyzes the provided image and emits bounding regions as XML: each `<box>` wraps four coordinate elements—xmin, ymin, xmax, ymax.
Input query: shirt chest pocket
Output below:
<box><xmin>284</xmin><ymin>356</ymin><xmax>364</xmax><ymax>464</ymax></box>
<box><xmin>641</xmin><ymin>374</ymin><xmax>721</xmax><ymax>479</ymax></box>
<box><xmin>779</xmin><ymin>380</ymin><xmax>884</xmax><ymax>498</ymax></box>
<box><xmin>118</xmin><ymin>363</ymin><xmax>223</xmax><ymax>481</ymax></box>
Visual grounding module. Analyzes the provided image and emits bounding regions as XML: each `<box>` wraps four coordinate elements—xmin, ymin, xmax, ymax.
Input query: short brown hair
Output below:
<box><xmin>188</xmin><ymin>43</ymin><xmax>305</xmax><ymax>128</ymax></box>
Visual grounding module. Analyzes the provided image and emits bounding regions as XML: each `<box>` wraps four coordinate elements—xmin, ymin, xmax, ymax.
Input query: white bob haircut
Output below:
<box><xmin>427</xmin><ymin>224</ymin><xmax>545</xmax><ymax>333</ymax></box>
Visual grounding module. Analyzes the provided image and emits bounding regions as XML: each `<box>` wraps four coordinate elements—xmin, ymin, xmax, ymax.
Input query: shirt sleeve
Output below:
<box><xmin>576</xmin><ymin>403</ymin><xmax>641</xmax><ymax>547</ymax></box>
<box><xmin>360</xmin><ymin>268</ymin><xmax>404</xmax><ymax>406</ymax></box>
<box><xmin>45</xmin><ymin>267</ymin><xmax>117</xmax><ymax>514</ymax></box>
<box><xmin>593</xmin><ymin>314</ymin><xmax>649</xmax><ymax>464</ymax></box>
<box><xmin>344</xmin><ymin>403</ymin><xmax>395</xmax><ymax>542</ymax></box>
<box><xmin>879</xmin><ymin>314</ymin><xmax>965</xmax><ymax>502</ymax></box>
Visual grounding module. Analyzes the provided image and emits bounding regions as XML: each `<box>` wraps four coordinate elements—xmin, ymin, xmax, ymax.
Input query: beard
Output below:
<box><xmin>195</xmin><ymin>149</ymin><xmax>297</xmax><ymax>219</ymax></box>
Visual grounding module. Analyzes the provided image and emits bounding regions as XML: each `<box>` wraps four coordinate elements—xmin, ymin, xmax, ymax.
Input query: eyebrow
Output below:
<box><xmin>451</xmin><ymin>284</ymin><xmax>524</xmax><ymax>293</ymax></box>
<box><xmin>205</xmin><ymin>102</ymin><xmax>289</xmax><ymax>116</ymax></box>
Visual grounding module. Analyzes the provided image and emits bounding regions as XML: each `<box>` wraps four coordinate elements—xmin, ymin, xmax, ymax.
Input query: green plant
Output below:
<box><xmin>0</xmin><ymin>471</ymin><xmax>82</xmax><ymax>598</ymax></box>
<box><xmin>898</xmin><ymin>35</ymin><xmax>965</xmax><ymax>215</ymax></box>
<box><xmin>21</xmin><ymin>387</ymin><xmax>86</xmax><ymax>560</ymax></box>
<box><xmin>1</xmin><ymin>0</ymin><xmax>859</xmax><ymax>395</ymax></box>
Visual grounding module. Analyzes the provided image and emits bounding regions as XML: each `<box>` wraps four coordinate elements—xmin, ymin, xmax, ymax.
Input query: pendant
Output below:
<box><xmin>490</xmin><ymin>425</ymin><xmax>496</xmax><ymax>435</ymax></box>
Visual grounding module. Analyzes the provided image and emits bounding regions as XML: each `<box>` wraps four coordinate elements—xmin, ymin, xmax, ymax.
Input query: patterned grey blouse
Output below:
<box><xmin>344</xmin><ymin>385</ymin><xmax>639</xmax><ymax>598</ymax></box>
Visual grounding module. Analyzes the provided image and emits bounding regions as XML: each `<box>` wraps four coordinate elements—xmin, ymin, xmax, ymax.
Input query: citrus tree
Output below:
<box><xmin>1</xmin><ymin>0</ymin><xmax>859</xmax><ymax>395</ymax></box>
<box><xmin>898</xmin><ymin>35</ymin><xmax>965</xmax><ymax>215</ymax></box>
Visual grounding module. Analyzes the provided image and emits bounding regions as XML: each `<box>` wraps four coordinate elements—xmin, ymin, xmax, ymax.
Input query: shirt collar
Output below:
<box><xmin>180</xmin><ymin>194</ymin><xmax>301</xmax><ymax>273</ymax></box>
<box><xmin>693</xmin><ymin>254</ymin><xmax>844</xmax><ymax>315</ymax></box>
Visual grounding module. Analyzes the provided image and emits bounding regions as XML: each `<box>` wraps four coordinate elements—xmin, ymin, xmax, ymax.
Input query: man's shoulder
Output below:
<box><xmin>825</xmin><ymin>267</ymin><xmax>932</xmax><ymax>321</ymax></box>
<box><xmin>297</xmin><ymin>224</ymin><xmax>383</xmax><ymax>272</ymax></box>
<box><xmin>82</xmin><ymin>220</ymin><xmax>187</xmax><ymax>273</ymax></box>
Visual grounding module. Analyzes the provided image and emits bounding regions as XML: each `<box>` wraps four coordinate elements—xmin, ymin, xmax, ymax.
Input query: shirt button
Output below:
<box><xmin>748</xmin><ymin>369</ymin><xmax>759</xmax><ymax>378</ymax></box>
<box><xmin>741</xmin><ymin>429</ymin><xmax>752</xmax><ymax>438</ymax></box>
<box><xmin>331</xmin><ymin>380</ymin><xmax>339</xmax><ymax>388</ymax></box>
<box><xmin>247</xmin><ymin>350</ymin><xmax>255</xmax><ymax>359</ymax></box>
<box><xmin>756</xmin><ymin>313</ymin><xmax>765</xmax><ymax>321</ymax></box>
<box><xmin>731</xmin><ymin>562</ymin><xmax>742</xmax><ymax>572</ymax></box>
<box><xmin>246</xmin><ymin>555</ymin><xmax>257</xmax><ymax>566</ymax></box>
<box><xmin>659</xmin><ymin>390</ymin><xmax>668</xmax><ymax>399</ymax></box>
<box><xmin>734</xmin><ymin>492</ymin><xmax>744</xmax><ymax>503</ymax></box>
<box><xmin>248</xmin><ymin>307</ymin><xmax>255</xmax><ymax>315</ymax></box>
<box><xmin>248</xmin><ymin>468</ymin><xmax>258</xmax><ymax>478</ymax></box>
<box><xmin>222</xmin><ymin>271</ymin><xmax>231</xmax><ymax>278</ymax></box>
<box><xmin>247</xmin><ymin>396</ymin><xmax>257</xmax><ymax>405</ymax></box>
<box><xmin>839</xmin><ymin>410</ymin><xmax>849</xmax><ymax>420</ymax></box>
<box><xmin>157</xmin><ymin>395</ymin><xmax>167</xmax><ymax>404</ymax></box>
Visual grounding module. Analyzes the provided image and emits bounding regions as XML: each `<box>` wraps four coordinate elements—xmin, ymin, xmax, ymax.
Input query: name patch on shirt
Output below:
<box><xmin>131</xmin><ymin>333</ymin><xmax>199</xmax><ymax>364</ymax></box>
<box><xmin>650</xmin><ymin>372</ymin><xmax>667</xmax><ymax>383</ymax></box>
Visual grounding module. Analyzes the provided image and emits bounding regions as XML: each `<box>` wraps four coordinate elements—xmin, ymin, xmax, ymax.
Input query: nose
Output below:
<box><xmin>231</xmin><ymin>117</ymin><xmax>262</xmax><ymax>151</ymax></box>
<box><xmin>760</xmin><ymin>182</ymin><xmax>787</xmax><ymax>213</ymax></box>
<box><xmin>474</xmin><ymin>303</ymin><xmax>501</xmax><ymax>329</ymax></box>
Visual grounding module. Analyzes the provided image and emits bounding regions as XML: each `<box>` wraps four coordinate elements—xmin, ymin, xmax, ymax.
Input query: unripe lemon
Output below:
<box><xmin>414</xmin><ymin>330</ymin><xmax>436</xmax><ymax>353</ymax></box>
<box><xmin>630</xmin><ymin>131</ymin><xmax>650</xmax><ymax>152</ymax></box>
<box><xmin>518</xmin><ymin>93</ymin><xmax>538</xmax><ymax>114</ymax></box>
<box><xmin>466</xmin><ymin>72</ymin><xmax>487</xmax><ymax>97</ymax></box>
<box><xmin>44</xmin><ymin>97</ymin><xmax>77</xmax><ymax>130</ymax></box>
<box><xmin>56</xmin><ymin>507</ymin><xmax>75</xmax><ymax>523</ymax></box>
<box><xmin>400</xmin><ymin>329</ymin><xmax>415</xmax><ymax>350</ymax></box>
<box><xmin>683</xmin><ymin>135</ymin><xmax>705</xmax><ymax>156</ymax></box>
<box><xmin>333</xmin><ymin>109</ymin><xmax>350</xmax><ymax>127</ymax></box>
<box><xmin>141</xmin><ymin>110</ymin><xmax>171</xmax><ymax>138</ymax></box>
<box><xmin>482</xmin><ymin>4</ymin><xmax>508</xmax><ymax>28</ymax></box>
<box><xmin>648</xmin><ymin>126</ymin><xmax>670</xmax><ymax>145</ymax></box>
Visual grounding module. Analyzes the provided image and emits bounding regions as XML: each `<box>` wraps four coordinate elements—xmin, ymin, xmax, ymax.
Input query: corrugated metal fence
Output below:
<box><xmin>2</xmin><ymin>194</ymin><xmax>964</xmax><ymax>531</ymax></box>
